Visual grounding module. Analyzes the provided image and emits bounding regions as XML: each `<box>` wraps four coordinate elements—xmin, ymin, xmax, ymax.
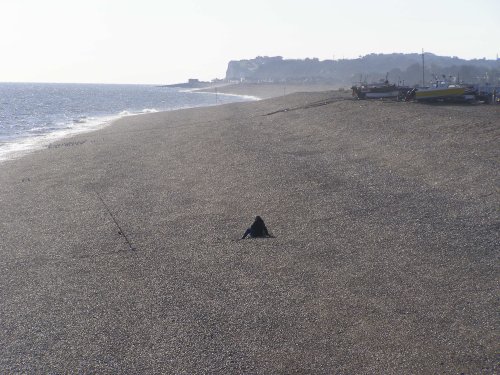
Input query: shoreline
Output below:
<box><xmin>0</xmin><ymin>83</ymin><xmax>339</xmax><ymax>164</ymax></box>
<box><xmin>0</xmin><ymin>90</ymin><xmax>498</xmax><ymax>373</ymax></box>
<box><xmin>194</xmin><ymin>82</ymin><xmax>342</xmax><ymax>99</ymax></box>
<box><xmin>185</xmin><ymin>87</ymin><xmax>262</xmax><ymax>102</ymax></box>
<box><xmin>0</xmin><ymin>86</ymin><xmax>259</xmax><ymax>164</ymax></box>
<box><xmin>0</xmin><ymin>112</ymin><xmax>128</xmax><ymax>163</ymax></box>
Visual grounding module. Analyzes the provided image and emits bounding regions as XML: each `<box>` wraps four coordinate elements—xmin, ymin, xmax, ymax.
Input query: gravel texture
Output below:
<box><xmin>0</xmin><ymin>90</ymin><xmax>498</xmax><ymax>374</ymax></box>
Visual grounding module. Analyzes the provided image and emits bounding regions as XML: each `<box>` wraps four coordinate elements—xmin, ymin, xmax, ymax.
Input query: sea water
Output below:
<box><xmin>0</xmin><ymin>82</ymin><xmax>255</xmax><ymax>162</ymax></box>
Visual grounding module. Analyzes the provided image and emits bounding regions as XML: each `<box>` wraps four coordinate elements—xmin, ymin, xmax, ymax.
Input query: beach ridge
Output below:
<box><xmin>0</xmin><ymin>88</ymin><xmax>498</xmax><ymax>373</ymax></box>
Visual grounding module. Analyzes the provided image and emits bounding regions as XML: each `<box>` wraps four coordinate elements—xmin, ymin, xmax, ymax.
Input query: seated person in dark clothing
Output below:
<box><xmin>242</xmin><ymin>216</ymin><xmax>272</xmax><ymax>239</ymax></box>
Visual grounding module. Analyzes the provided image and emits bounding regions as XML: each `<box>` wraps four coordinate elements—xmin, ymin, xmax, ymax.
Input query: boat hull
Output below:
<box><xmin>415</xmin><ymin>87</ymin><xmax>467</xmax><ymax>100</ymax></box>
<box><xmin>365</xmin><ymin>90</ymin><xmax>400</xmax><ymax>99</ymax></box>
<box><xmin>352</xmin><ymin>83</ymin><xmax>408</xmax><ymax>100</ymax></box>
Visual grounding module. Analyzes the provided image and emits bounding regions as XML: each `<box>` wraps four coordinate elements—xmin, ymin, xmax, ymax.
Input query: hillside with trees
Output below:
<box><xmin>225</xmin><ymin>53</ymin><xmax>500</xmax><ymax>87</ymax></box>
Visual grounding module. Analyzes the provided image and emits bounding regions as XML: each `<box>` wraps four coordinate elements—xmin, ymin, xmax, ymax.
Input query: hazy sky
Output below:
<box><xmin>1</xmin><ymin>0</ymin><xmax>498</xmax><ymax>84</ymax></box>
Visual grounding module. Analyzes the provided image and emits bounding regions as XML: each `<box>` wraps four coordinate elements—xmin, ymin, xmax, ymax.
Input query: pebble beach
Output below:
<box><xmin>0</xmin><ymin>86</ymin><xmax>498</xmax><ymax>373</ymax></box>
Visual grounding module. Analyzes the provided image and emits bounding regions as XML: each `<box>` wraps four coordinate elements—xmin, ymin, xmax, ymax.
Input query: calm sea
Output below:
<box><xmin>0</xmin><ymin>83</ymin><xmax>255</xmax><ymax>162</ymax></box>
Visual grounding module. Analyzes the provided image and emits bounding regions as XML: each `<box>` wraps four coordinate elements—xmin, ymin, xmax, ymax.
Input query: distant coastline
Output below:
<box><xmin>158</xmin><ymin>78</ymin><xmax>215</xmax><ymax>89</ymax></box>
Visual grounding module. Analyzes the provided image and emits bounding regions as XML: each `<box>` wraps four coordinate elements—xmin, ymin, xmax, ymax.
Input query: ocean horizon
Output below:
<box><xmin>0</xmin><ymin>82</ymin><xmax>255</xmax><ymax>162</ymax></box>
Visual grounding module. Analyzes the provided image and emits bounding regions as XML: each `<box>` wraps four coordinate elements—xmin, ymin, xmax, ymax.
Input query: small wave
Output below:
<box><xmin>141</xmin><ymin>108</ymin><xmax>158</xmax><ymax>113</ymax></box>
<box><xmin>28</xmin><ymin>125</ymin><xmax>65</xmax><ymax>134</ymax></box>
<box><xmin>0</xmin><ymin>115</ymin><xmax>120</xmax><ymax>162</ymax></box>
<box><xmin>28</xmin><ymin>126</ymin><xmax>50</xmax><ymax>133</ymax></box>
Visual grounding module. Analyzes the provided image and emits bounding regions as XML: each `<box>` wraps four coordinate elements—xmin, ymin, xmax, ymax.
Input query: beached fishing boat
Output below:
<box><xmin>351</xmin><ymin>80</ymin><xmax>408</xmax><ymax>99</ymax></box>
<box><xmin>415</xmin><ymin>81</ymin><xmax>476</xmax><ymax>102</ymax></box>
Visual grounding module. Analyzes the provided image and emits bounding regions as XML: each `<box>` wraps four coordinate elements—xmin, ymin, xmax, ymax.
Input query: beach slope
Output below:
<box><xmin>0</xmin><ymin>91</ymin><xmax>498</xmax><ymax>373</ymax></box>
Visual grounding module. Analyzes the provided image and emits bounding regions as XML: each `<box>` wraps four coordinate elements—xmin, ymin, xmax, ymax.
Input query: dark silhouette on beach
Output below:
<box><xmin>242</xmin><ymin>216</ymin><xmax>272</xmax><ymax>239</ymax></box>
